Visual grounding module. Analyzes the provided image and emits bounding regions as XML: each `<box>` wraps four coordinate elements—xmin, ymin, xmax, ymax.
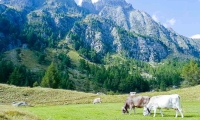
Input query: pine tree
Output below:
<box><xmin>160</xmin><ymin>80</ymin><xmax>166</xmax><ymax>91</ymax></box>
<box><xmin>8</xmin><ymin>67</ymin><xmax>22</xmax><ymax>86</ymax></box>
<box><xmin>41</xmin><ymin>62</ymin><xmax>60</xmax><ymax>88</ymax></box>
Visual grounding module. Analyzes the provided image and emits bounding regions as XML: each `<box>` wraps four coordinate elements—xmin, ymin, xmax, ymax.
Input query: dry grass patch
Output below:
<box><xmin>0</xmin><ymin>84</ymin><xmax>98</xmax><ymax>106</ymax></box>
<box><xmin>1</xmin><ymin>84</ymin><xmax>200</xmax><ymax>107</ymax></box>
<box><xmin>0</xmin><ymin>105</ymin><xmax>40</xmax><ymax>120</ymax></box>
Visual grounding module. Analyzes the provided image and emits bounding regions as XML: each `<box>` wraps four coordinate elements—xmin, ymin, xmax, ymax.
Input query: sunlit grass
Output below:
<box><xmin>1</xmin><ymin>84</ymin><xmax>200</xmax><ymax>120</ymax></box>
<box><xmin>4</xmin><ymin>49</ymin><xmax>47</xmax><ymax>71</ymax></box>
<box><xmin>21</xmin><ymin>102</ymin><xmax>200</xmax><ymax>120</ymax></box>
<box><xmin>67</xmin><ymin>50</ymin><xmax>81</xmax><ymax>65</ymax></box>
<box><xmin>1</xmin><ymin>84</ymin><xmax>200</xmax><ymax>106</ymax></box>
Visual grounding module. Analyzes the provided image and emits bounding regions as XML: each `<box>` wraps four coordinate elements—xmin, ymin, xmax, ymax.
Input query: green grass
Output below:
<box><xmin>4</xmin><ymin>49</ymin><xmax>48</xmax><ymax>71</ymax></box>
<box><xmin>67</xmin><ymin>50</ymin><xmax>81</xmax><ymax>65</ymax></box>
<box><xmin>20</xmin><ymin>102</ymin><xmax>200</xmax><ymax>120</ymax></box>
<box><xmin>1</xmin><ymin>84</ymin><xmax>200</xmax><ymax>120</ymax></box>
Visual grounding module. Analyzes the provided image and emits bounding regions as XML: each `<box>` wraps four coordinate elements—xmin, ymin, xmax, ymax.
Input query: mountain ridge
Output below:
<box><xmin>0</xmin><ymin>0</ymin><xmax>200</xmax><ymax>62</ymax></box>
<box><xmin>79</xmin><ymin>0</ymin><xmax>200</xmax><ymax>60</ymax></box>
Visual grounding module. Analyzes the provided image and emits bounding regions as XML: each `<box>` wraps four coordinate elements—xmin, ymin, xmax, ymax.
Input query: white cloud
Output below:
<box><xmin>163</xmin><ymin>18</ymin><xmax>176</xmax><ymax>28</ymax></box>
<box><xmin>92</xmin><ymin>0</ymin><xmax>99</xmax><ymax>3</ymax></box>
<box><xmin>167</xmin><ymin>18</ymin><xmax>176</xmax><ymax>26</ymax></box>
<box><xmin>75</xmin><ymin>0</ymin><xmax>99</xmax><ymax>5</ymax></box>
<box><xmin>152</xmin><ymin>14</ymin><xmax>159</xmax><ymax>22</ymax></box>
<box><xmin>191</xmin><ymin>34</ymin><xmax>200</xmax><ymax>39</ymax></box>
<box><xmin>74</xmin><ymin>0</ymin><xmax>80</xmax><ymax>5</ymax></box>
<box><xmin>163</xmin><ymin>23</ymin><xmax>168</xmax><ymax>28</ymax></box>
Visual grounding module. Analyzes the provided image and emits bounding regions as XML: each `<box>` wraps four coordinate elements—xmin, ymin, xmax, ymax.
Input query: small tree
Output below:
<box><xmin>8</xmin><ymin>67</ymin><xmax>22</xmax><ymax>86</ymax></box>
<box><xmin>41</xmin><ymin>62</ymin><xmax>60</xmax><ymax>88</ymax></box>
<box><xmin>160</xmin><ymin>80</ymin><xmax>166</xmax><ymax>91</ymax></box>
<box><xmin>181</xmin><ymin>60</ymin><xmax>200</xmax><ymax>86</ymax></box>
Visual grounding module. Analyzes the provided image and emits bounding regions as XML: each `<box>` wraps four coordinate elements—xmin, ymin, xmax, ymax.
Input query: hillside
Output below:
<box><xmin>1</xmin><ymin>84</ymin><xmax>200</xmax><ymax>120</ymax></box>
<box><xmin>1</xmin><ymin>84</ymin><xmax>200</xmax><ymax>107</ymax></box>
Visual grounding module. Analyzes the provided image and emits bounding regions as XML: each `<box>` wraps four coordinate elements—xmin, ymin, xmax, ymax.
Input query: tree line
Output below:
<box><xmin>1</xmin><ymin>51</ymin><xmax>200</xmax><ymax>93</ymax></box>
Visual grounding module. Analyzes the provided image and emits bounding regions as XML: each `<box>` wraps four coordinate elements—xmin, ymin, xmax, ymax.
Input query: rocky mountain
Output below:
<box><xmin>79</xmin><ymin>0</ymin><xmax>200</xmax><ymax>61</ymax></box>
<box><xmin>0</xmin><ymin>0</ymin><xmax>87</xmax><ymax>51</ymax></box>
<box><xmin>81</xmin><ymin>0</ymin><xmax>97</xmax><ymax>14</ymax></box>
<box><xmin>67</xmin><ymin>14</ymin><xmax>168</xmax><ymax>62</ymax></box>
<box><xmin>0</xmin><ymin>0</ymin><xmax>200</xmax><ymax>62</ymax></box>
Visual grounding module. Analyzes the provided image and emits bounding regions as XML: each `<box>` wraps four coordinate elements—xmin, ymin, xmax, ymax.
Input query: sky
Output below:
<box><xmin>75</xmin><ymin>0</ymin><xmax>200</xmax><ymax>39</ymax></box>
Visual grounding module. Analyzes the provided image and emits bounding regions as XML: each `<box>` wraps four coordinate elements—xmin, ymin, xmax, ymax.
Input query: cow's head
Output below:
<box><xmin>122</xmin><ymin>107</ymin><xmax>129</xmax><ymax>114</ymax></box>
<box><xmin>143</xmin><ymin>106</ymin><xmax>151</xmax><ymax>116</ymax></box>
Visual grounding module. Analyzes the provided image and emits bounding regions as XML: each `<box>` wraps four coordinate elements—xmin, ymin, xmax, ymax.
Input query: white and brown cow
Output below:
<box><xmin>122</xmin><ymin>95</ymin><xmax>150</xmax><ymax>114</ymax></box>
<box><xmin>143</xmin><ymin>94</ymin><xmax>184</xmax><ymax>118</ymax></box>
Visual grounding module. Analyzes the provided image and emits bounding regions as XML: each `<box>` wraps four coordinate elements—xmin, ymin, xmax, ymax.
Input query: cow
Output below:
<box><xmin>143</xmin><ymin>94</ymin><xmax>184</xmax><ymax>118</ymax></box>
<box><xmin>122</xmin><ymin>95</ymin><xmax>150</xmax><ymax>114</ymax></box>
<box><xmin>93</xmin><ymin>98</ymin><xmax>101</xmax><ymax>104</ymax></box>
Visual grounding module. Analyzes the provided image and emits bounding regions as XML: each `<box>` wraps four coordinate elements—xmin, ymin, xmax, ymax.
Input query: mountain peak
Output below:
<box><xmin>80</xmin><ymin>0</ymin><xmax>97</xmax><ymax>14</ymax></box>
<box><xmin>93</xmin><ymin>0</ymin><xmax>133</xmax><ymax>13</ymax></box>
<box><xmin>0</xmin><ymin>0</ymin><xmax>77</xmax><ymax>11</ymax></box>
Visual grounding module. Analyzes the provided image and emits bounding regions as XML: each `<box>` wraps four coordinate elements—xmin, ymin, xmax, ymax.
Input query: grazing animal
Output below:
<box><xmin>122</xmin><ymin>95</ymin><xmax>150</xmax><ymax>114</ymax></box>
<box><xmin>93</xmin><ymin>98</ymin><xmax>101</xmax><ymax>104</ymax></box>
<box><xmin>143</xmin><ymin>94</ymin><xmax>184</xmax><ymax>118</ymax></box>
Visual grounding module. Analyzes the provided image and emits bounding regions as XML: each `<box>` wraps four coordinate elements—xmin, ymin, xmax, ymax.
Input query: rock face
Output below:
<box><xmin>0</xmin><ymin>0</ymin><xmax>77</xmax><ymax>11</ymax></box>
<box><xmin>80</xmin><ymin>0</ymin><xmax>97</xmax><ymax>14</ymax></box>
<box><xmin>0</xmin><ymin>0</ymin><xmax>200</xmax><ymax>61</ymax></box>
<box><xmin>0</xmin><ymin>0</ymin><xmax>85</xmax><ymax>51</ymax></box>
<box><xmin>78</xmin><ymin>0</ymin><xmax>200</xmax><ymax>61</ymax></box>
<box><xmin>67</xmin><ymin>15</ymin><xmax>169</xmax><ymax>62</ymax></box>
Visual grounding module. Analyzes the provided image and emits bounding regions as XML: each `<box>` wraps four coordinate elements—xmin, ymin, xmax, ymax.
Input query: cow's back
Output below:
<box><xmin>131</xmin><ymin>96</ymin><xmax>150</xmax><ymax>107</ymax></box>
<box><xmin>148</xmin><ymin>94</ymin><xmax>181</xmax><ymax>109</ymax></box>
<box><xmin>142</xmin><ymin>96</ymin><xmax>150</xmax><ymax>105</ymax></box>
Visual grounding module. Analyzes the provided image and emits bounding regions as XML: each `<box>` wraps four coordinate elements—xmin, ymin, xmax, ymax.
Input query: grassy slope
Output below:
<box><xmin>1</xmin><ymin>84</ymin><xmax>200</xmax><ymax>120</ymax></box>
<box><xmin>4</xmin><ymin>49</ymin><xmax>47</xmax><ymax>71</ymax></box>
<box><xmin>1</xmin><ymin>84</ymin><xmax>200</xmax><ymax>106</ymax></box>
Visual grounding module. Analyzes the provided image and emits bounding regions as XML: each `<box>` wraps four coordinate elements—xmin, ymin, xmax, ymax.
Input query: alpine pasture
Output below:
<box><xmin>1</xmin><ymin>84</ymin><xmax>200</xmax><ymax>120</ymax></box>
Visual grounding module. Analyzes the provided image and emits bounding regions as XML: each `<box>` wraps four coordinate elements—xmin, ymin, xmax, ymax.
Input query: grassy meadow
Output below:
<box><xmin>20</xmin><ymin>102</ymin><xmax>200</xmax><ymax>120</ymax></box>
<box><xmin>1</xmin><ymin>84</ymin><xmax>200</xmax><ymax>120</ymax></box>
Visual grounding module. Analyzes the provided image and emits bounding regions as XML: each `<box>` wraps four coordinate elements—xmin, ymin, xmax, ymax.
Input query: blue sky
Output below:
<box><xmin>75</xmin><ymin>0</ymin><xmax>200</xmax><ymax>38</ymax></box>
<box><xmin>126</xmin><ymin>0</ymin><xmax>200</xmax><ymax>38</ymax></box>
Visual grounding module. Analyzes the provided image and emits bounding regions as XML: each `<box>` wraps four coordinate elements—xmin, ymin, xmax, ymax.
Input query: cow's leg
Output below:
<box><xmin>153</xmin><ymin>108</ymin><xmax>157</xmax><ymax>117</ymax></box>
<box><xmin>129</xmin><ymin>106</ymin><xmax>134</xmax><ymax>115</ymax></box>
<box><xmin>175</xmin><ymin>110</ymin><xmax>179</xmax><ymax>118</ymax></box>
<box><xmin>159</xmin><ymin>109</ymin><xmax>163</xmax><ymax>117</ymax></box>
<box><xmin>178</xmin><ymin>108</ymin><xmax>184</xmax><ymax>118</ymax></box>
<box><xmin>134</xmin><ymin>107</ymin><xmax>136</xmax><ymax>114</ymax></box>
<box><xmin>129</xmin><ymin>108</ymin><xmax>132</xmax><ymax>115</ymax></box>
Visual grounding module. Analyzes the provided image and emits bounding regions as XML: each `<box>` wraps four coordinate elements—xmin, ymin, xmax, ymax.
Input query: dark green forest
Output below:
<box><xmin>1</xmin><ymin>51</ymin><xmax>200</xmax><ymax>94</ymax></box>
